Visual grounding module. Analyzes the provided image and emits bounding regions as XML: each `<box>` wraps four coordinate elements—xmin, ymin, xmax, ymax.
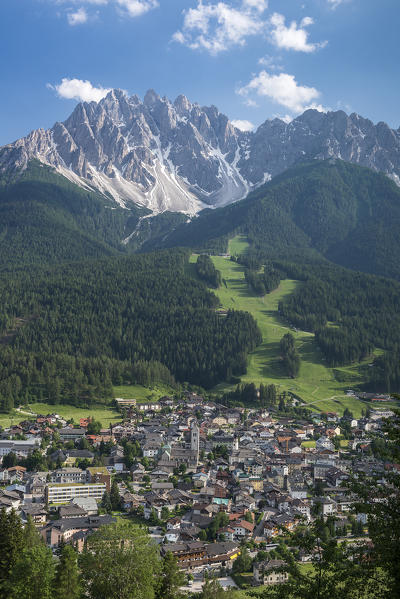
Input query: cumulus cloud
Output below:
<box><xmin>49</xmin><ymin>0</ymin><xmax>158</xmax><ymax>22</ymax></box>
<box><xmin>116</xmin><ymin>0</ymin><xmax>158</xmax><ymax>18</ymax></box>
<box><xmin>67</xmin><ymin>7</ymin><xmax>88</xmax><ymax>25</ymax></box>
<box><xmin>238</xmin><ymin>70</ymin><xmax>325</xmax><ymax>114</ymax></box>
<box><xmin>172</xmin><ymin>0</ymin><xmax>268</xmax><ymax>55</ymax></box>
<box><xmin>231</xmin><ymin>119</ymin><xmax>255</xmax><ymax>131</ymax></box>
<box><xmin>242</xmin><ymin>0</ymin><xmax>268</xmax><ymax>12</ymax></box>
<box><xmin>269</xmin><ymin>12</ymin><xmax>326</xmax><ymax>52</ymax></box>
<box><xmin>48</xmin><ymin>78</ymin><xmax>111</xmax><ymax>102</ymax></box>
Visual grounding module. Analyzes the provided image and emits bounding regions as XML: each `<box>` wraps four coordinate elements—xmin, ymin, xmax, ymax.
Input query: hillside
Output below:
<box><xmin>158</xmin><ymin>160</ymin><xmax>400</xmax><ymax>281</ymax></box>
<box><xmin>0</xmin><ymin>161</ymin><xmax>144</xmax><ymax>269</ymax></box>
<box><xmin>0</xmin><ymin>248</ymin><xmax>262</xmax><ymax>413</ymax></box>
<box><xmin>194</xmin><ymin>240</ymin><xmax>394</xmax><ymax>416</ymax></box>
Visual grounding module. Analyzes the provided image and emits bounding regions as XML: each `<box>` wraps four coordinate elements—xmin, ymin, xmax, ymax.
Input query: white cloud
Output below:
<box><xmin>327</xmin><ymin>0</ymin><xmax>346</xmax><ymax>8</ymax></box>
<box><xmin>238</xmin><ymin>70</ymin><xmax>325</xmax><ymax>114</ymax></box>
<box><xmin>67</xmin><ymin>7</ymin><xmax>88</xmax><ymax>24</ymax></box>
<box><xmin>49</xmin><ymin>0</ymin><xmax>159</xmax><ymax>22</ymax></box>
<box><xmin>115</xmin><ymin>0</ymin><xmax>158</xmax><ymax>18</ymax></box>
<box><xmin>269</xmin><ymin>12</ymin><xmax>326</xmax><ymax>53</ymax></box>
<box><xmin>172</xmin><ymin>0</ymin><xmax>268</xmax><ymax>55</ymax></box>
<box><xmin>242</xmin><ymin>0</ymin><xmax>268</xmax><ymax>12</ymax></box>
<box><xmin>244</xmin><ymin>98</ymin><xmax>258</xmax><ymax>108</ymax></box>
<box><xmin>48</xmin><ymin>78</ymin><xmax>111</xmax><ymax>102</ymax></box>
<box><xmin>258</xmin><ymin>54</ymin><xmax>283</xmax><ymax>71</ymax></box>
<box><xmin>231</xmin><ymin>119</ymin><xmax>255</xmax><ymax>131</ymax></box>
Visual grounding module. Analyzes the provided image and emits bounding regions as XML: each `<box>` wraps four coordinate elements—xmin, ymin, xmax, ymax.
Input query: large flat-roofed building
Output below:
<box><xmin>46</xmin><ymin>482</ymin><xmax>106</xmax><ymax>504</ymax></box>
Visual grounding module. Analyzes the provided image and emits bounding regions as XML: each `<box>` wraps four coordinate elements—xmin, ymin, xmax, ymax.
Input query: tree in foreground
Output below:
<box><xmin>200</xmin><ymin>577</ymin><xmax>238</xmax><ymax>599</ymax></box>
<box><xmin>79</xmin><ymin>520</ymin><xmax>159</xmax><ymax>599</ymax></box>
<box><xmin>54</xmin><ymin>544</ymin><xmax>81</xmax><ymax>599</ymax></box>
<box><xmin>0</xmin><ymin>508</ymin><xmax>24</xmax><ymax>598</ymax></box>
<box><xmin>155</xmin><ymin>551</ymin><xmax>185</xmax><ymax>599</ymax></box>
<box><xmin>350</xmin><ymin>409</ymin><xmax>400</xmax><ymax>598</ymax></box>
<box><xmin>7</xmin><ymin>543</ymin><xmax>55</xmax><ymax>599</ymax></box>
<box><xmin>256</xmin><ymin>519</ymin><xmax>384</xmax><ymax>599</ymax></box>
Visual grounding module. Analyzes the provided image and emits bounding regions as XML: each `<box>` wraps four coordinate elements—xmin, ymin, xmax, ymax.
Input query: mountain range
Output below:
<box><xmin>1</xmin><ymin>88</ymin><xmax>400</xmax><ymax>215</ymax></box>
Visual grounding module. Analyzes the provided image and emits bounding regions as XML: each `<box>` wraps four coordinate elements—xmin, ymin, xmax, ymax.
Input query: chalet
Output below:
<box><xmin>160</xmin><ymin>541</ymin><xmax>239</xmax><ymax>570</ymax></box>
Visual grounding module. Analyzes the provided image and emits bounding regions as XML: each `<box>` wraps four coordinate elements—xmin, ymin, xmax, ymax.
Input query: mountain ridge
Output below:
<box><xmin>1</xmin><ymin>89</ymin><xmax>400</xmax><ymax>214</ymax></box>
<box><xmin>151</xmin><ymin>159</ymin><xmax>400</xmax><ymax>281</ymax></box>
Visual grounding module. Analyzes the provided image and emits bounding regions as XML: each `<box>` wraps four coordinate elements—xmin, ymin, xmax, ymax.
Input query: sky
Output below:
<box><xmin>0</xmin><ymin>0</ymin><xmax>399</xmax><ymax>145</ymax></box>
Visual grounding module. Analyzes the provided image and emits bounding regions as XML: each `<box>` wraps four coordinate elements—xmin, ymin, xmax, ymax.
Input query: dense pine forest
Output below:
<box><xmin>0</xmin><ymin>249</ymin><xmax>261</xmax><ymax>412</ymax></box>
<box><xmin>195</xmin><ymin>254</ymin><xmax>222</xmax><ymax>288</ymax></box>
<box><xmin>279</xmin><ymin>333</ymin><xmax>301</xmax><ymax>378</ymax></box>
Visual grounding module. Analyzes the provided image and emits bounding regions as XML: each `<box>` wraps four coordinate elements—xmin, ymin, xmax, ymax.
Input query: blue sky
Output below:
<box><xmin>0</xmin><ymin>0</ymin><xmax>399</xmax><ymax>145</ymax></box>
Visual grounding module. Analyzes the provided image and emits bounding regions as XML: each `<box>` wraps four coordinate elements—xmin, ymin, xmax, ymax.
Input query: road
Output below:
<box><xmin>253</xmin><ymin>511</ymin><xmax>266</xmax><ymax>538</ymax></box>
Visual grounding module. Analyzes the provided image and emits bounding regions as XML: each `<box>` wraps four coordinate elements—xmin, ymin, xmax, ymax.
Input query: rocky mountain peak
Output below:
<box><xmin>1</xmin><ymin>89</ymin><xmax>400</xmax><ymax>214</ymax></box>
<box><xmin>174</xmin><ymin>94</ymin><xmax>192</xmax><ymax>115</ymax></box>
<box><xmin>144</xmin><ymin>89</ymin><xmax>161</xmax><ymax>107</ymax></box>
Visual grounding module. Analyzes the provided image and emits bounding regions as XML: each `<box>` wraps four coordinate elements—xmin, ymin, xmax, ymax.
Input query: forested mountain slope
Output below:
<box><xmin>0</xmin><ymin>161</ymin><xmax>144</xmax><ymax>269</ymax></box>
<box><xmin>0</xmin><ymin>249</ymin><xmax>261</xmax><ymax>411</ymax></box>
<box><xmin>156</xmin><ymin>160</ymin><xmax>400</xmax><ymax>281</ymax></box>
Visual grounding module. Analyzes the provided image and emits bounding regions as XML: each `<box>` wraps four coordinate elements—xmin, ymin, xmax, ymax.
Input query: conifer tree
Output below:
<box><xmin>54</xmin><ymin>544</ymin><xmax>81</xmax><ymax>599</ymax></box>
<box><xmin>110</xmin><ymin>478</ymin><xmax>121</xmax><ymax>511</ymax></box>
<box><xmin>155</xmin><ymin>551</ymin><xmax>185</xmax><ymax>599</ymax></box>
<box><xmin>7</xmin><ymin>543</ymin><xmax>55</xmax><ymax>599</ymax></box>
<box><xmin>0</xmin><ymin>508</ymin><xmax>24</xmax><ymax>598</ymax></box>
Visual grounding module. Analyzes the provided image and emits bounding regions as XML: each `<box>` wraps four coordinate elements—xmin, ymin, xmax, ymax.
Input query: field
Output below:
<box><xmin>192</xmin><ymin>236</ymin><xmax>396</xmax><ymax>416</ymax></box>
<box><xmin>25</xmin><ymin>403</ymin><xmax>122</xmax><ymax>427</ymax></box>
<box><xmin>0</xmin><ymin>382</ymin><xmax>177</xmax><ymax>429</ymax></box>
<box><xmin>113</xmin><ymin>383</ymin><xmax>175</xmax><ymax>402</ymax></box>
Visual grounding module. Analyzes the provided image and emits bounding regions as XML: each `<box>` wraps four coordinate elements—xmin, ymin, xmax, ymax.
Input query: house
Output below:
<box><xmin>58</xmin><ymin>428</ymin><xmax>86</xmax><ymax>442</ymax></box>
<box><xmin>41</xmin><ymin>515</ymin><xmax>116</xmax><ymax>549</ymax></box>
<box><xmin>218</xmin><ymin>526</ymin><xmax>235</xmax><ymax>541</ymax></box>
<box><xmin>231</xmin><ymin>519</ymin><xmax>254</xmax><ymax>539</ymax></box>
<box><xmin>253</xmin><ymin>560</ymin><xmax>288</xmax><ymax>586</ymax></box>
<box><xmin>316</xmin><ymin>437</ymin><xmax>335</xmax><ymax>452</ymax></box>
<box><xmin>21</xmin><ymin>504</ymin><xmax>48</xmax><ymax>525</ymax></box>
<box><xmin>160</xmin><ymin>541</ymin><xmax>239</xmax><ymax>570</ymax></box>
<box><xmin>0</xmin><ymin>489</ymin><xmax>21</xmax><ymax>511</ymax></box>
<box><xmin>0</xmin><ymin>440</ymin><xmax>40</xmax><ymax>458</ymax></box>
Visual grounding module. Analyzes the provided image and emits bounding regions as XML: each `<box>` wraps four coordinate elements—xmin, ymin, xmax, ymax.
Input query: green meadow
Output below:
<box><xmin>191</xmin><ymin>236</ymin><xmax>393</xmax><ymax>416</ymax></box>
<box><xmin>113</xmin><ymin>383</ymin><xmax>175</xmax><ymax>402</ymax></box>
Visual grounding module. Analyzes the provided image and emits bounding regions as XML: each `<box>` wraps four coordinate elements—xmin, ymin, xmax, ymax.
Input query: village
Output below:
<box><xmin>0</xmin><ymin>392</ymin><xmax>397</xmax><ymax>593</ymax></box>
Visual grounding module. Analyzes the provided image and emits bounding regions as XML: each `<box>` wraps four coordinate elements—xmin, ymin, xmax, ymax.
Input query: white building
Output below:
<box><xmin>46</xmin><ymin>483</ymin><xmax>106</xmax><ymax>504</ymax></box>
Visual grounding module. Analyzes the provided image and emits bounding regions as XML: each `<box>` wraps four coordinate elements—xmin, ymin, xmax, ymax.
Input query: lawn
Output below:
<box><xmin>0</xmin><ymin>411</ymin><xmax>21</xmax><ymax>430</ymax></box>
<box><xmin>301</xmin><ymin>440</ymin><xmax>316</xmax><ymax>449</ymax></box>
<box><xmin>229</xmin><ymin>234</ymin><xmax>250</xmax><ymax>256</ymax></box>
<box><xmin>113</xmin><ymin>383</ymin><xmax>174</xmax><ymax>402</ymax></box>
<box><xmin>191</xmin><ymin>235</ymin><xmax>389</xmax><ymax>416</ymax></box>
<box><xmin>23</xmin><ymin>402</ymin><xmax>122</xmax><ymax>427</ymax></box>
